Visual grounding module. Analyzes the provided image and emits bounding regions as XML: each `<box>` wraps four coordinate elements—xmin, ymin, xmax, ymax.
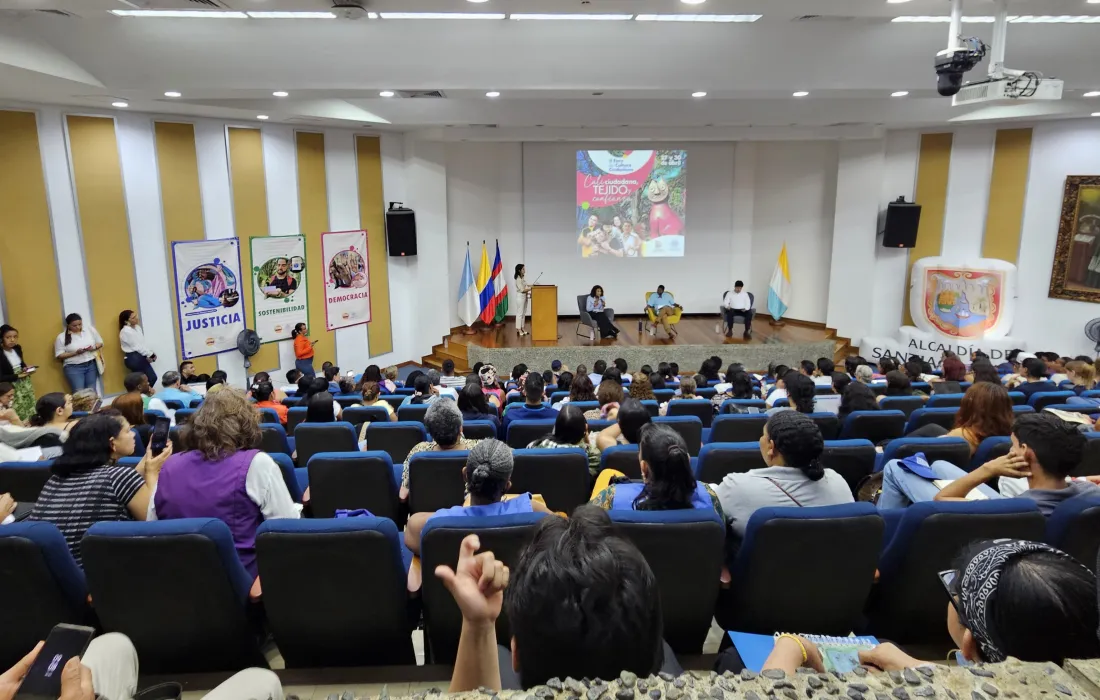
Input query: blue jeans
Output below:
<box><xmin>63</xmin><ymin>359</ymin><xmax>99</xmax><ymax>392</ymax></box>
<box><xmin>124</xmin><ymin>352</ymin><xmax>157</xmax><ymax>388</ymax></box>
<box><xmin>877</xmin><ymin>459</ymin><xmax>1001</xmax><ymax>510</ymax></box>
<box><xmin>295</xmin><ymin>358</ymin><xmax>315</xmax><ymax>379</ymax></box>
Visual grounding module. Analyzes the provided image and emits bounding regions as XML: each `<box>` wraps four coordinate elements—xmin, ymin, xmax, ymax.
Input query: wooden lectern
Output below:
<box><xmin>531</xmin><ymin>285</ymin><xmax>558</xmax><ymax>342</ymax></box>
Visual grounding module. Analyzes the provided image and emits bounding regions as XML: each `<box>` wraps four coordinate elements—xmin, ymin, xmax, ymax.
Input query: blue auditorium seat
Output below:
<box><xmin>839</xmin><ymin>410</ymin><xmax>906</xmax><ymax>443</ymax></box>
<box><xmin>655</xmin><ymin>415</ymin><xmax>703</xmax><ymax>456</ymax></box>
<box><xmin>460</xmin><ymin>420</ymin><xmax>497</xmax><ymax>440</ymax></box>
<box><xmin>969</xmin><ymin>436</ymin><xmax>1012</xmax><ymax>472</ymax></box>
<box><xmin>267</xmin><ymin>452</ymin><xmax>304</xmax><ymax>503</ymax></box>
<box><xmin>259</xmin><ymin>423</ymin><xmax>292</xmax><ymax>457</ymax></box>
<box><xmin>868</xmin><ymin>499</ymin><xmax>1045</xmax><ymax>648</ymax></box>
<box><xmin>341</xmin><ymin>405</ymin><xmax>394</xmax><ymax>427</ymax></box>
<box><xmin>407</xmin><ymin>450</ymin><xmax>471</xmax><ymax>514</ymax></box>
<box><xmin>363</xmin><ymin>421</ymin><xmax>427</xmax><ymax>464</ymax></box>
<box><xmin>806</xmin><ymin>412</ymin><xmax>841</xmax><ymax>440</ymax></box>
<box><xmin>334</xmin><ymin>395</ymin><xmax>361</xmax><ymax>409</ymax></box>
<box><xmin>161</xmin><ymin>399</ymin><xmax>186</xmax><ymax>410</ymax></box>
<box><xmin>81</xmin><ymin>519</ymin><xmax>266</xmax><ymax>673</ymax></box>
<box><xmin>1046</xmin><ymin>494</ymin><xmax>1100</xmax><ymax>571</ymax></box>
<box><xmin>875</xmin><ymin>437</ymin><xmax>971</xmax><ymax>473</ymax></box>
<box><xmin>509</xmin><ymin>448</ymin><xmax>591</xmax><ymax>514</ymax></box>
<box><xmin>709</xmin><ymin>415</ymin><xmax>768</xmax><ymax>443</ymax></box>
<box><xmin>505</xmin><ymin>420</ymin><xmax>557</xmax><ymax>449</ymax></box>
<box><xmin>694</xmin><ymin>443</ymin><xmax>764</xmax><ymax>483</ymax></box>
<box><xmin>666</xmin><ymin>399</ymin><xmax>716</xmax><ymax>427</ymax></box>
<box><xmin>0</xmin><ymin>460</ymin><xmax>55</xmax><ymax>502</ymax></box>
<box><xmin>379</xmin><ymin>395</ymin><xmax>405</xmax><ymax>412</ymax></box>
<box><xmin>421</xmin><ymin>512</ymin><xmax>550</xmax><ymax>664</ymax></box>
<box><xmin>819</xmin><ymin>440</ymin><xmax>877</xmax><ymax>494</ymax></box>
<box><xmin>925</xmin><ymin>393</ymin><xmax>965</xmax><ymax>408</ymax></box>
<box><xmin>396</xmin><ymin>404</ymin><xmax>429</xmax><ymax>424</ymax></box>
<box><xmin>189</xmin><ymin>397</ymin><xmax>204</xmax><ymax>408</ymax></box>
<box><xmin>306</xmin><ymin>451</ymin><xmax>400</xmax><ymax>520</ymax></box>
<box><xmin>718</xmin><ymin>503</ymin><xmax>883</xmax><ymax>636</ymax></box>
<box><xmin>1012</xmin><ymin>405</ymin><xmax>1035</xmax><ymax>415</ymax></box>
<box><xmin>1028</xmin><ymin>391</ymin><xmax>1075</xmax><ymax>411</ymax></box>
<box><xmin>286</xmin><ymin>406</ymin><xmax>307</xmax><ymax>433</ymax></box>
<box><xmin>258</xmin><ymin>407</ymin><xmax>281</xmax><ymax>424</ymax></box>
<box><xmin>174</xmin><ymin>408</ymin><xmax>196</xmax><ymax>424</ymax></box>
<box><xmin>610</xmin><ymin>509</ymin><xmax>725</xmax><ymax>654</ymax></box>
<box><xmin>294</xmin><ymin>421</ymin><xmax>358</xmax><ymax>466</ymax></box>
<box><xmin>0</xmin><ymin>521</ymin><xmax>88</xmax><ymax>668</ymax></box>
<box><xmin>719</xmin><ymin>399</ymin><xmax>766</xmax><ymax>414</ymax></box>
<box><xmin>586</xmin><ymin>419</ymin><xmax>614</xmax><ymax>433</ymax></box>
<box><xmin>1075</xmin><ymin>432</ymin><xmax>1100</xmax><ymax>477</ymax></box>
<box><xmin>256</xmin><ymin>518</ymin><xmax>414</xmax><ymax>667</ymax></box>
<box><xmin>600</xmin><ymin>444</ymin><xmax>641</xmax><ymax>479</ymax></box>
<box><xmin>902</xmin><ymin>407</ymin><xmax>958</xmax><ymax>434</ymax></box>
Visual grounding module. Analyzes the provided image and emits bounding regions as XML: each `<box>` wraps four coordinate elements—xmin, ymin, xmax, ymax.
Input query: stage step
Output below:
<box><xmin>421</xmin><ymin>341</ymin><xmax>470</xmax><ymax>374</ymax></box>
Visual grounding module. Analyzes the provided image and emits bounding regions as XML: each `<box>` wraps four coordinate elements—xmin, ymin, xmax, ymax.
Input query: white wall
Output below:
<box><xmin>868</xmin><ymin>131</ymin><xmax>919</xmax><ymax>339</ymax></box>
<box><xmin>1015</xmin><ymin>119</ymin><xmax>1100</xmax><ymax>356</ymax></box>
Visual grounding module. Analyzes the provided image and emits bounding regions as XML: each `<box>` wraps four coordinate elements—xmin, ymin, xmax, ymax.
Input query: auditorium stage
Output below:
<box><xmin>422</xmin><ymin>316</ymin><xmax>849</xmax><ymax>375</ymax></box>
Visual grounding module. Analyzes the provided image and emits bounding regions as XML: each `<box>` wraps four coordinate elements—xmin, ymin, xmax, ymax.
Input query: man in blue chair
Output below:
<box><xmin>646</xmin><ymin>285</ymin><xmax>680</xmax><ymax>338</ymax></box>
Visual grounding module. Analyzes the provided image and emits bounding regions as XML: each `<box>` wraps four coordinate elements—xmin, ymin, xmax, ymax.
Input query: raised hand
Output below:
<box><xmin>435</xmin><ymin>534</ymin><xmax>509</xmax><ymax>628</ymax></box>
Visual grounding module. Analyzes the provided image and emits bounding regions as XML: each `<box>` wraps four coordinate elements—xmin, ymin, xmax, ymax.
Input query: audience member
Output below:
<box><xmin>586</xmin><ymin>379</ymin><xmax>624</xmax><ymax>421</ymax></box>
<box><xmin>906</xmin><ymin>382</ymin><xmax>1014</xmax><ymax>454</ymax></box>
<box><xmin>837</xmin><ymin>382</ymin><xmax>879</xmax><ymax>423</ymax></box>
<box><xmin>768</xmin><ymin>371</ymin><xmax>814</xmax><ymax>416</ymax></box>
<box><xmin>844</xmin><ymin>356</ymin><xmax>860</xmax><ymax>379</ymax></box>
<box><xmin>879</xmin><ymin>413</ymin><xmax>1096</xmax><ymax>513</ymax></box>
<box><xmin>628</xmin><ymin>372</ymin><xmax>655</xmax><ymax>401</ymax></box>
<box><xmin>428</xmin><ymin>368</ymin><xmax>459</xmax><ymax>400</ymax></box>
<box><xmin>854</xmin><ymin>364</ymin><xmax>874</xmax><ymax>385</ymax></box>
<box><xmin>764</xmin><ymin>371</ymin><xmax>789</xmax><ymax>409</ymax></box>
<box><xmin>614</xmin><ymin>358</ymin><xmax>630</xmax><ymax>380</ymax></box>
<box><xmin>305</xmin><ymin>391</ymin><xmax>337</xmax><ymax>423</ymax></box>
<box><xmin>879</xmin><ymin>370</ymin><xmax>919</xmax><ymax>401</ymax></box>
<box><xmin>457</xmin><ymin>383</ymin><xmax>499</xmax><ymax>431</ymax></box>
<box><xmin>939</xmin><ymin>355</ymin><xmax>967</xmax><ymax>382</ymax></box>
<box><xmin>479</xmin><ymin>364</ymin><xmax>504</xmax><ymax>405</ymax></box>
<box><xmin>814</xmin><ymin>358</ymin><xmax>836</xmax><ymax>387</ymax></box>
<box><xmin>712</xmin><ymin>411</ymin><xmax>853</xmax><ymax>539</ymax></box>
<box><xmin>502</xmin><ymin>372</ymin><xmax>557</xmax><ymax>434</ymax></box>
<box><xmin>877</xmin><ymin>357</ymin><xmax>898</xmax><ymax>376</ymax></box>
<box><xmin>28</xmin><ymin>392</ymin><xmax>78</xmax><ymax>432</ymax></box>
<box><xmin>968</xmin><ymin>358</ymin><xmax>1002</xmax><ymax>385</ymax></box>
<box><xmin>401</xmin><ymin>375</ymin><xmax>438</xmax><ymax>408</ymax></box>
<box><xmin>111</xmin><ymin>390</ymin><xmax>146</xmax><ymax>429</ymax></box>
<box><xmin>179</xmin><ymin>360</ymin><xmax>209</xmax><ymax>385</ymax></box>
<box><xmin>323</xmin><ymin>365</ymin><xmax>341</xmax><ymax>394</ymax></box>
<box><xmin>70</xmin><ymin>389</ymin><xmax>99</xmax><ymax>414</ymax></box>
<box><xmin>662</xmin><ymin>376</ymin><xmax>698</xmax><ymax>414</ymax></box>
<box><xmin>150</xmin><ymin>389</ymin><xmax>298</xmax><ymax>577</ymax></box>
<box><xmin>123</xmin><ymin>372</ymin><xmax>172</xmax><ymax>422</ymax></box>
<box><xmin>439</xmin><ymin>359</ymin><xmax>465</xmax><ymax>389</ymax></box>
<box><xmin>591</xmin><ymin>424</ymin><xmax>723</xmax><ymax>519</ymax></box>
<box><xmin>299</xmin><ymin>376</ymin><xmax>343</xmax><ymax>418</ymax></box>
<box><xmin>555</xmin><ymin>370</ymin><xmax>574</xmax><ymax>395</ymax></box>
<box><xmin>405</xmin><ymin>439</ymin><xmax>550</xmax><ymax>554</ymax></box>
<box><xmin>382</xmin><ymin>365</ymin><xmax>400</xmax><ymax>393</ymax></box>
<box><xmin>0</xmin><ymin>381</ymin><xmax>23</xmax><ymax>427</ymax></box>
<box><xmin>252</xmin><ymin>381</ymin><xmax>287</xmax><ymax>425</ymax></box>
<box><xmin>602</xmin><ymin>367</ymin><xmax>624</xmax><ymax>386</ymax></box>
<box><xmin>527</xmin><ymin>404</ymin><xmax>601</xmax><ymax>475</ymax></box>
<box><xmin>588</xmin><ymin>359</ymin><xmax>608</xmax><ymax>386</ymax></box>
<box><xmin>560</xmin><ymin>373</ymin><xmax>595</xmax><ymax>407</ymax></box>
<box><xmin>154</xmin><ymin>370</ymin><xmax>197</xmax><ymax>406</ymax></box>
<box><xmin>402</xmin><ymin>400</ymin><xmax>480</xmax><ymax>500</ymax></box>
<box><xmin>595</xmin><ymin>397</ymin><xmax>651</xmax><ymax>451</ymax></box>
<box><xmin>1065</xmin><ymin>359</ymin><xmax>1097</xmax><ymax>394</ymax></box>
<box><xmin>29</xmin><ymin>411</ymin><xmax>171</xmax><ymax>566</ymax></box>
<box><xmin>1014</xmin><ymin>357</ymin><xmax>1057</xmax><ymax>398</ymax></box>
<box><xmin>831</xmin><ymin>371</ymin><xmax>851</xmax><ymax>396</ymax></box>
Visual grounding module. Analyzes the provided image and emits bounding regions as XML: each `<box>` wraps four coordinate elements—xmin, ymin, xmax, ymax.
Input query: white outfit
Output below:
<box><xmin>82</xmin><ymin>632</ymin><xmax>284</xmax><ymax>700</ymax></box>
<box><xmin>723</xmin><ymin>290</ymin><xmax>752</xmax><ymax>311</ymax></box>
<box><xmin>515</xmin><ymin>275</ymin><xmax>532</xmax><ymax>330</ymax></box>
<box><xmin>54</xmin><ymin>327</ymin><xmax>103</xmax><ymax>365</ymax></box>
<box><xmin>2</xmin><ymin>349</ymin><xmax>21</xmax><ymax>373</ymax></box>
<box><xmin>147</xmin><ymin>452</ymin><xmax>300</xmax><ymax>521</ymax></box>
<box><xmin>118</xmin><ymin>325</ymin><xmax>152</xmax><ymax>356</ymax></box>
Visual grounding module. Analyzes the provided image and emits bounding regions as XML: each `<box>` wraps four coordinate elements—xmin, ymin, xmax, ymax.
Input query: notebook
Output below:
<box><xmin>932</xmin><ymin>479</ymin><xmax>989</xmax><ymax>500</ymax></box>
<box><xmin>728</xmin><ymin>631</ymin><xmax>879</xmax><ymax>673</ymax></box>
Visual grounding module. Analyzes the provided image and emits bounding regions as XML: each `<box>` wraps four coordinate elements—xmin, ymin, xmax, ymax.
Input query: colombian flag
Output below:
<box><xmin>477</xmin><ymin>242</ymin><xmax>496</xmax><ymax>324</ymax></box>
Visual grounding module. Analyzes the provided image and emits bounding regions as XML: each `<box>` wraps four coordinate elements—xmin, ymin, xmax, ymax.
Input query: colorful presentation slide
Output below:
<box><xmin>576</xmin><ymin>149</ymin><xmax>687</xmax><ymax>259</ymax></box>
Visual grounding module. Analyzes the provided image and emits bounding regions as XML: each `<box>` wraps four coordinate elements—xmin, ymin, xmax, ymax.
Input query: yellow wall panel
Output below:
<box><xmin>153</xmin><ymin>121</ymin><xmax>216</xmax><ymax>376</ymax></box>
<box><xmin>295</xmin><ymin>131</ymin><xmax>335</xmax><ymax>363</ymax></box>
<box><xmin>227</xmin><ymin>127</ymin><xmax>279</xmax><ymax>373</ymax></box>
<box><xmin>982</xmin><ymin>128</ymin><xmax>1033</xmax><ymax>265</ymax></box>
<box><xmin>902</xmin><ymin>133</ymin><xmax>953</xmax><ymax>327</ymax></box>
<box><xmin>0</xmin><ymin>111</ymin><xmax>67</xmax><ymax>394</ymax></box>
<box><xmin>66</xmin><ymin>115</ymin><xmax>138</xmax><ymax>395</ymax></box>
<box><xmin>355</xmin><ymin>136</ymin><xmax>393</xmax><ymax>356</ymax></box>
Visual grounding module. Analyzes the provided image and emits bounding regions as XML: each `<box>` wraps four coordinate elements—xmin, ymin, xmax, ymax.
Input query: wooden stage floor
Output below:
<box><xmin>423</xmin><ymin>315</ymin><xmax>849</xmax><ymax>374</ymax></box>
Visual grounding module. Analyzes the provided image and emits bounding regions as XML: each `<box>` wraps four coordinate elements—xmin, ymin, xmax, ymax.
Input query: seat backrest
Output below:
<box><xmin>334</xmin><ymin>395</ymin><xmax>361</xmax><ymax>409</ymax></box>
<box><xmin>1074</xmin><ymin>433</ymin><xmax>1100</xmax><ymax>478</ymax></box>
<box><xmin>509</xmin><ymin>448</ymin><xmax>591</xmax><ymax>514</ymax></box>
<box><xmin>601</xmin><ymin>444</ymin><xmax>642</xmax><ymax>479</ymax></box>
<box><xmin>878</xmin><ymin>396</ymin><xmax>926</xmax><ymax>418</ymax></box>
<box><xmin>461</xmin><ymin>420</ymin><xmax>497</xmax><ymax>440</ymax></box>
<box><xmin>902</xmin><ymin>407</ymin><xmax>959</xmax><ymax>434</ymax></box>
<box><xmin>666</xmin><ymin>399</ymin><xmax>715</xmax><ymax>427</ymax></box>
<box><xmin>1007</xmin><ymin>391</ymin><xmax>1026</xmax><ymax>405</ymax></box>
<box><xmin>1046</xmin><ymin>495</ymin><xmax>1100</xmax><ymax>571</ymax></box>
<box><xmin>719</xmin><ymin>399</ymin><xmax>767</xmax><ymax>414</ymax></box>
<box><xmin>421</xmin><ymin>513</ymin><xmax>549</xmax><ymax>663</ymax></box>
<box><xmin>871</xmin><ymin>499</ymin><xmax>1046</xmax><ymax>646</ymax></box>
<box><xmin>81</xmin><ymin>518</ymin><xmax>265</xmax><ymax>673</ymax></box>
<box><xmin>654</xmin><ymin>415</ymin><xmax>702</xmax><ymax>455</ymax></box>
<box><xmin>838</xmin><ymin>410</ymin><xmax>906</xmax><ymax>442</ymax></box>
<box><xmin>970</xmin><ymin>436</ymin><xmax>1011</xmax><ymax>471</ymax></box>
<box><xmin>259</xmin><ymin>425</ymin><xmax>290</xmax><ymax>456</ymax></box>
<box><xmin>695</xmin><ymin>387</ymin><xmax>717</xmax><ymax>399</ymax></box>
<box><xmin>365</xmin><ymin>421</ymin><xmax>427</xmax><ymax>464</ymax></box>
<box><xmin>286</xmin><ymin>406</ymin><xmax>307</xmax><ymax>433</ymax></box>
<box><xmin>408</xmin><ymin>451</ymin><xmax>471</xmax><ymax>514</ymax></box>
<box><xmin>926</xmin><ymin>393</ymin><xmax>965</xmax><ymax>408</ymax></box>
<box><xmin>576</xmin><ymin>294</ymin><xmax>591</xmax><ymax>320</ymax></box>
<box><xmin>653</xmin><ymin>389</ymin><xmax>676</xmax><ymax>403</ymax></box>
<box><xmin>307</xmin><ymin>451</ymin><xmax>400</xmax><ymax>520</ymax></box>
<box><xmin>174</xmin><ymin>408</ymin><xmax>196</xmax><ymax>424</ymax></box>
<box><xmin>294</xmin><ymin>422</ymin><xmax>358</xmax><ymax>466</ymax></box>
<box><xmin>881</xmin><ymin>437</ymin><xmax>972</xmax><ymax>471</ymax></box>
<box><xmin>0</xmin><ymin>461</ymin><xmax>55</xmax><ymax>502</ymax></box>
<box><xmin>379</xmin><ymin>395</ymin><xmax>405</xmax><ymax>411</ymax></box>
<box><xmin>695</xmin><ymin>443</ymin><xmax>765</xmax><ymax>483</ymax></box>
<box><xmin>725</xmin><ymin>504</ymin><xmax>883</xmax><ymax>635</ymax></box>
<box><xmin>506</xmin><ymin>420</ymin><xmax>557</xmax><ymax>449</ymax></box>
<box><xmin>0</xmin><ymin>522</ymin><xmax>88</xmax><ymax>669</ymax></box>
<box><xmin>255</xmin><ymin>518</ymin><xmax>413</xmax><ymax>667</ymax></box>
<box><xmin>258</xmin><ymin>408</ymin><xmax>281</xmax><ymax>424</ymax></box>
<box><xmin>709</xmin><ymin>414</ymin><xmax>768</xmax><ymax>443</ymax></box>
<box><xmin>342</xmin><ymin>406</ymin><xmax>392</xmax><ymax>427</ymax></box>
<box><xmin>267</xmin><ymin>453</ymin><xmax>304</xmax><ymax>503</ymax></box>
<box><xmin>397</xmin><ymin>404</ymin><xmax>430</xmax><ymax>424</ymax></box>
<box><xmin>807</xmin><ymin>412</ymin><xmax>840</xmax><ymax>440</ymax></box>
<box><xmin>1028</xmin><ymin>390</ymin><xmax>1075</xmax><ymax>410</ymax></box>
<box><xmin>819</xmin><ymin>440</ymin><xmax>877</xmax><ymax>495</ymax></box>
<box><xmin>610</xmin><ymin>509</ymin><xmax>725</xmax><ymax>654</ymax></box>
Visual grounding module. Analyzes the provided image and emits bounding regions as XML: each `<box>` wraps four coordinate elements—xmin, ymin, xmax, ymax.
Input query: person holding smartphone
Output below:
<box><xmin>53</xmin><ymin>315</ymin><xmax>103</xmax><ymax>394</ymax></box>
<box><xmin>291</xmin><ymin>323</ymin><xmax>317</xmax><ymax>379</ymax></box>
<box><xmin>117</xmin><ymin>310</ymin><xmax>157</xmax><ymax>390</ymax></box>
<box><xmin>0</xmin><ymin>325</ymin><xmax>36</xmax><ymax>422</ymax></box>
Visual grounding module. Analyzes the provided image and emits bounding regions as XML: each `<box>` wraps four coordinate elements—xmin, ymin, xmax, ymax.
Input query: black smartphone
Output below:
<box><xmin>150</xmin><ymin>416</ymin><xmax>171</xmax><ymax>456</ymax></box>
<box><xmin>91</xmin><ymin>399</ymin><xmax>102</xmax><ymax>413</ymax></box>
<box><xmin>14</xmin><ymin>623</ymin><xmax>95</xmax><ymax>700</ymax></box>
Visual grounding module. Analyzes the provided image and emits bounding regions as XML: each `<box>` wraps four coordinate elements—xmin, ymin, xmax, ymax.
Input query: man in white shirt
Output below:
<box><xmin>721</xmin><ymin>280</ymin><xmax>754</xmax><ymax>339</ymax></box>
<box><xmin>439</xmin><ymin>359</ymin><xmax>465</xmax><ymax>389</ymax></box>
<box><xmin>645</xmin><ymin>285</ymin><xmax>680</xmax><ymax>338</ymax></box>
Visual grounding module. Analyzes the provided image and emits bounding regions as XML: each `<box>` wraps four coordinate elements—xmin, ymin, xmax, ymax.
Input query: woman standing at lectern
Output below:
<box><xmin>587</xmin><ymin>285</ymin><xmax>619</xmax><ymax>340</ymax></box>
<box><xmin>515</xmin><ymin>264</ymin><xmax>532</xmax><ymax>336</ymax></box>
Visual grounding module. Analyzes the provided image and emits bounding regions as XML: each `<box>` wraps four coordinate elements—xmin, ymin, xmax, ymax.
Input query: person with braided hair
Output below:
<box><xmin>711</xmin><ymin>410</ymin><xmax>852</xmax><ymax>539</ymax></box>
<box><xmin>404</xmin><ymin>439</ymin><xmax>552</xmax><ymax>555</ymax></box>
<box><xmin>590</xmin><ymin>423</ymin><xmax>723</xmax><ymax>520</ymax></box>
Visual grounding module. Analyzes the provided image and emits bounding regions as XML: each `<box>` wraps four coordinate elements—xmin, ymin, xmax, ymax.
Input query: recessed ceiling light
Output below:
<box><xmin>886</xmin><ymin>0</ymin><xmax>913</xmax><ymax>3</ymax></box>
<box><xmin>110</xmin><ymin>9</ymin><xmax>247</xmax><ymax>18</ymax></box>
<box><xmin>692</xmin><ymin>91</ymin><xmax>708</xmax><ymax>98</ymax></box>
<box><xmin>467</xmin><ymin>0</ymin><xmax>490</xmax><ymax>3</ymax></box>
<box><xmin>378</xmin><ymin>12</ymin><xmax>506</xmax><ymax>19</ymax></box>
<box><xmin>635</xmin><ymin>13</ymin><xmax>761</xmax><ymax>22</ymax></box>
<box><xmin>486</xmin><ymin>91</ymin><xmax>501</xmax><ymax>98</ymax></box>
<box><xmin>367</xmin><ymin>11</ymin><xmax>378</xmax><ymax>18</ymax></box>
<box><xmin>246</xmin><ymin>11</ymin><xmax>336</xmax><ymax>19</ymax></box>
<box><xmin>257</xmin><ymin>115</ymin><xmax>269</xmax><ymax>120</ymax></box>
<box><xmin>510</xmin><ymin>13</ymin><xmax>633</xmax><ymax>20</ymax></box>
<box><xmin>164</xmin><ymin>91</ymin><xmax>181</xmax><ymax>98</ymax></box>
<box><xmin>793</xmin><ymin>91</ymin><xmax>810</xmax><ymax>97</ymax></box>
<box><xmin>273</xmin><ymin>91</ymin><xmax>289</xmax><ymax>97</ymax></box>
<box><xmin>893</xmin><ymin>14</ymin><xmax>1100</xmax><ymax>22</ymax></box>
<box><xmin>891</xmin><ymin>90</ymin><xmax>910</xmax><ymax>97</ymax></box>
<box><xmin>379</xmin><ymin>90</ymin><xmax>396</xmax><ymax>97</ymax></box>
<box><xmin>681</xmin><ymin>0</ymin><xmax>707</xmax><ymax>4</ymax></box>
<box><xmin>112</xmin><ymin>101</ymin><xmax>128</xmax><ymax>108</ymax></box>
<box><xmin>1086</xmin><ymin>91</ymin><xmax>1100</xmax><ymax>97</ymax></box>
<box><xmin>1093</xmin><ymin>112</ymin><xmax>1100</xmax><ymax>116</ymax></box>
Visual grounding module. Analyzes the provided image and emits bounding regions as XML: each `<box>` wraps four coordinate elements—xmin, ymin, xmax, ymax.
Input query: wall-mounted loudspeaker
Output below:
<box><xmin>386</xmin><ymin>203</ymin><xmax>417</xmax><ymax>257</ymax></box>
<box><xmin>882</xmin><ymin>197</ymin><xmax>922</xmax><ymax>249</ymax></box>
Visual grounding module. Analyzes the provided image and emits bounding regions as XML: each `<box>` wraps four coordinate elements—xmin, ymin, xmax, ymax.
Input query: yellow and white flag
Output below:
<box><xmin>767</xmin><ymin>243</ymin><xmax>792</xmax><ymax>321</ymax></box>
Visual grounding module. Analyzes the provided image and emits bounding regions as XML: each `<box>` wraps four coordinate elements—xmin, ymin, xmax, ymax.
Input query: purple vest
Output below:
<box><xmin>154</xmin><ymin>449</ymin><xmax>263</xmax><ymax>577</ymax></box>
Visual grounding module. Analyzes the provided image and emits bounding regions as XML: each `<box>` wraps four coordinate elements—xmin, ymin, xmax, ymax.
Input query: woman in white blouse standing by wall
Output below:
<box><xmin>514</xmin><ymin>263</ymin><xmax>532</xmax><ymax>337</ymax></box>
<box><xmin>54</xmin><ymin>313</ymin><xmax>103</xmax><ymax>393</ymax></box>
<box><xmin>119</xmin><ymin>309</ymin><xmax>157</xmax><ymax>389</ymax></box>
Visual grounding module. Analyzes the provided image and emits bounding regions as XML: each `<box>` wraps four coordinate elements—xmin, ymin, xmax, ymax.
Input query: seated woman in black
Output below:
<box><xmin>458</xmin><ymin>382</ymin><xmax>500</xmax><ymax>431</ymax></box>
<box><xmin>837</xmin><ymin>381</ymin><xmax>879</xmax><ymax>423</ymax></box>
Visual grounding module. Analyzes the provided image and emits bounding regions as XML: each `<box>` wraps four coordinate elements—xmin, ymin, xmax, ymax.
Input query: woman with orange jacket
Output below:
<box><xmin>292</xmin><ymin>322</ymin><xmax>317</xmax><ymax>379</ymax></box>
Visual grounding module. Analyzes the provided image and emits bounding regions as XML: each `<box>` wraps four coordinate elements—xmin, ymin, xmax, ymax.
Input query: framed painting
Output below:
<box><xmin>1049</xmin><ymin>175</ymin><xmax>1100</xmax><ymax>302</ymax></box>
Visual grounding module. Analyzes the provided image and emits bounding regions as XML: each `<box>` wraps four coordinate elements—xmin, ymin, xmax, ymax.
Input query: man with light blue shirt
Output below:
<box><xmin>646</xmin><ymin>285</ymin><xmax>680</xmax><ymax>338</ymax></box>
<box><xmin>154</xmin><ymin>370</ymin><xmax>197</xmax><ymax>406</ymax></box>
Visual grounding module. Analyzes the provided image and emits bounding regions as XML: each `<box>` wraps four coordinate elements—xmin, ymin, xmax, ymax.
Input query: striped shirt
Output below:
<box><xmin>29</xmin><ymin>465</ymin><xmax>145</xmax><ymax>566</ymax></box>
